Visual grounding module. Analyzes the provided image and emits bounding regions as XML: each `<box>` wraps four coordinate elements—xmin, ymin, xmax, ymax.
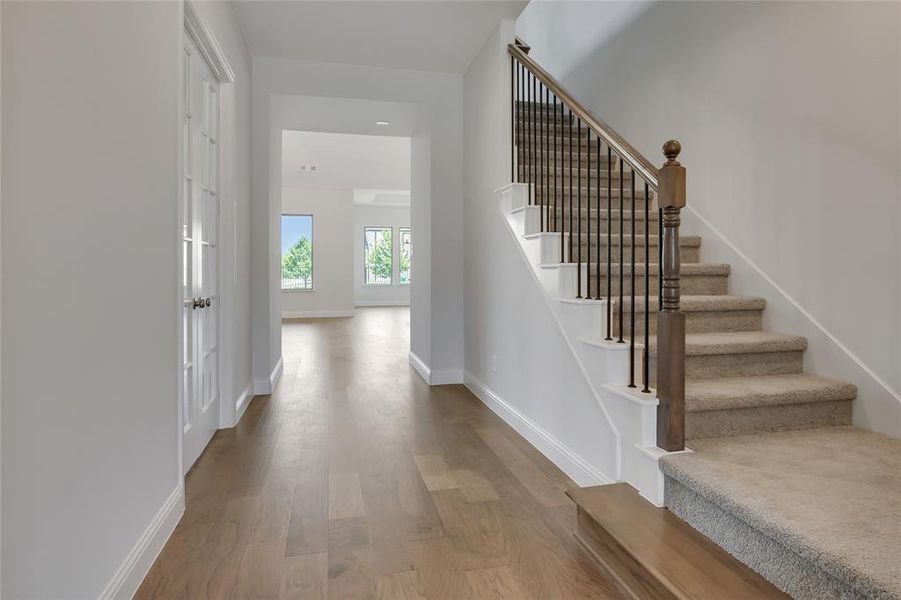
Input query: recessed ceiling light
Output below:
<box><xmin>376</xmin><ymin>121</ymin><xmax>391</xmax><ymax>126</ymax></box>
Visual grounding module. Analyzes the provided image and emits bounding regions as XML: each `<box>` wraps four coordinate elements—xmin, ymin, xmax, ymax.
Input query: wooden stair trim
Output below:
<box><xmin>567</xmin><ymin>483</ymin><xmax>788</xmax><ymax>600</ymax></box>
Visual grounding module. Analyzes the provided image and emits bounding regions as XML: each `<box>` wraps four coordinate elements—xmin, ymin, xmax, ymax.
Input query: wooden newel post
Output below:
<box><xmin>656</xmin><ymin>140</ymin><xmax>686</xmax><ymax>452</ymax></box>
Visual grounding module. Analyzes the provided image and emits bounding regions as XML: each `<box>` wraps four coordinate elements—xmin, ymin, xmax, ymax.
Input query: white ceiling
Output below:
<box><xmin>282</xmin><ymin>130</ymin><xmax>411</xmax><ymax>205</ymax></box>
<box><xmin>271</xmin><ymin>93</ymin><xmax>422</xmax><ymax>138</ymax></box>
<box><xmin>233</xmin><ymin>0</ymin><xmax>527</xmax><ymax>73</ymax></box>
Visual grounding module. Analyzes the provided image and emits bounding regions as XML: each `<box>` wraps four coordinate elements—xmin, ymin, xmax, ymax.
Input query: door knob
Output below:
<box><xmin>192</xmin><ymin>297</ymin><xmax>204</xmax><ymax>309</ymax></box>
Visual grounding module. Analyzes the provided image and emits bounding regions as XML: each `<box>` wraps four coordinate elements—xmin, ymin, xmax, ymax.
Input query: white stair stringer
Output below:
<box><xmin>498</xmin><ymin>183</ymin><xmax>679</xmax><ymax>505</ymax></box>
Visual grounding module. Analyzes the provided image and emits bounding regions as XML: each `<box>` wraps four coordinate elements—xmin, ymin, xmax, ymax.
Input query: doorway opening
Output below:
<box><xmin>279</xmin><ymin>131</ymin><xmax>413</xmax><ymax>324</ymax></box>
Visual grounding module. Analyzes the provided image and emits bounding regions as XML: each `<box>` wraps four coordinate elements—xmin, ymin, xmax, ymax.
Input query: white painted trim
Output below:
<box><xmin>408</xmin><ymin>351</ymin><xmax>431</xmax><ymax>384</ymax></box>
<box><xmin>464</xmin><ymin>372</ymin><xmax>613</xmax><ymax>487</ymax></box>
<box><xmin>253</xmin><ymin>357</ymin><xmax>283</xmax><ymax>395</ymax></box>
<box><xmin>98</xmin><ymin>485</ymin><xmax>185</xmax><ymax>600</ymax></box>
<box><xmin>408</xmin><ymin>352</ymin><xmax>462</xmax><ymax>385</ymax></box>
<box><xmin>234</xmin><ymin>384</ymin><xmax>252</xmax><ymax>425</ymax></box>
<box><xmin>354</xmin><ymin>300</ymin><xmax>411</xmax><ymax>307</ymax></box>
<box><xmin>184</xmin><ymin>0</ymin><xmax>235</xmax><ymax>83</ymax></box>
<box><xmin>430</xmin><ymin>369</ymin><xmax>464</xmax><ymax>385</ymax></box>
<box><xmin>282</xmin><ymin>310</ymin><xmax>356</xmax><ymax>319</ymax></box>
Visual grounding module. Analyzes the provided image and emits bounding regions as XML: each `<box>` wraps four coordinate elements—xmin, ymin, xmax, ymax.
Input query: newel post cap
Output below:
<box><xmin>663</xmin><ymin>140</ymin><xmax>681</xmax><ymax>163</ymax></box>
<box><xmin>659</xmin><ymin>139</ymin><xmax>685</xmax><ymax>209</ymax></box>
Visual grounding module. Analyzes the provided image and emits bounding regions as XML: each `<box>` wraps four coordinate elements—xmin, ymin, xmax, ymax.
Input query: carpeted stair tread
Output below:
<box><xmin>660</xmin><ymin>427</ymin><xmax>901</xmax><ymax>599</ymax></box>
<box><xmin>651</xmin><ymin>331</ymin><xmax>808</xmax><ymax>356</ymax></box>
<box><xmin>567</xmin><ymin>233</ymin><xmax>701</xmax><ymax>247</ymax></box>
<box><xmin>685</xmin><ymin>374</ymin><xmax>857</xmax><ymax>412</ymax></box>
<box><xmin>547</xmin><ymin>261</ymin><xmax>731</xmax><ymax>276</ymax></box>
<box><xmin>615</xmin><ymin>295</ymin><xmax>766</xmax><ymax>314</ymax></box>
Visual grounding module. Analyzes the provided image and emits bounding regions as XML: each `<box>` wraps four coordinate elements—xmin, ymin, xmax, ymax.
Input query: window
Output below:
<box><xmin>399</xmin><ymin>228</ymin><xmax>412</xmax><ymax>285</ymax></box>
<box><xmin>281</xmin><ymin>214</ymin><xmax>313</xmax><ymax>290</ymax></box>
<box><xmin>364</xmin><ymin>227</ymin><xmax>393</xmax><ymax>285</ymax></box>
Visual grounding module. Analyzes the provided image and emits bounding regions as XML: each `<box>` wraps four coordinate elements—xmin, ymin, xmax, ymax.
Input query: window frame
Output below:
<box><xmin>363</xmin><ymin>226</ymin><xmax>394</xmax><ymax>286</ymax></box>
<box><xmin>399</xmin><ymin>227</ymin><xmax>412</xmax><ymax>286</ymax></box>
<box><xmin>281</xmin><ymin>213</ymin><xmax>314</xmax><ymax>292</ymax></box>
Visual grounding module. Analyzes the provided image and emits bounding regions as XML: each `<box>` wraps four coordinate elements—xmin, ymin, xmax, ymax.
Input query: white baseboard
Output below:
<box><xmin>430</xmin><ymin>369</ymin><xmax>464</xmax><ymax>385</ymax></box>
<box><xmin>354</xmin><ymin>300</ymin><xmax>410</xmax><ymax>307</ymax></box>
<box><xmin>408</xmin><ymin>352</ymin><xmax>463</xmax><ymax>385</ymax></box>
<box><xmin>253</xmin><ymin>356</ymin><xmax>284</xmax><ymax>395</ymax></box>
<box><xmin>409</xmin><ymin>351</ymin><xmax>431</xmax><ymax>384</ymax></box>
<box><xmin>98</xmin><ymin>485</ymin><xmax>184</xmax><ymax>600</ymax></box>
<box><xmin>234</xmin><ymin>384</ymin><xmax>252</xmax><ymax>424</ymax></box>
<box><xmin>282</xmin><ymin>309</ymin><xmax>355</xmax><ymax>319</ymax></box>
<box><xmin>464</xmin><ymin>372</ymin><xmax>613</xmax><ymax>487</ymax></box>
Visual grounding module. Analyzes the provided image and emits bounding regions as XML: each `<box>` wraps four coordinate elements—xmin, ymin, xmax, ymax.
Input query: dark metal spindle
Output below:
<box><xmin>531</xmin><ymin>74</ymin><xmax>537</xmax><ymax>207</ymax></box>
<box><xmin>546</xmin><ymin>86</ymin><xmax>551</xmax><ymax>232</ymax></box>
<box><xmin>643</xmin><ymin>181</ymin><xmax>651</xmax><ymax>393</ymax></box>
<box><xmin>595</xmin><ymin>137</ymin><xmax>601</xmax><ymax>300</ymax></box>
<box><xmin>586</xmin><ymin>129</ymin><xmax>591</xmax><ymax>299</ymax></box>
<box><xmin>629</xmin><ymin>169</ymin><xmax>636</xmax><ymax>388</ymax></box>
<box><xmin>604</xmin><ymin>146</ymin><xmax>612</xmax><ymax>340</ymax></box>
<box><xmin>559</xmin><ymin>101</ymin><xmax>564</xmax><ymax>262</ymax></box>
<box><xmin>539</xmin><ymin>81</ymin><xmax>544</xmax><ymax>231</ymax></box>
<box><xmin>510</xmin><ymin>57</ymin><xmax>515</xmax><ymax>181</ymax></box>
<box><xmin>568</xmin><ymin>110</ymin><xmax>573</xmax><ymax>264</ymax></box>
<box><xmin>618</xmin><ymin>156</ymin><xmax>624</xmax><ymax>343</ymax></box>
<box><xmin>551</xmin><ymin>94</ymin><xmax>556</xmax><ymax>232</ymax></box>
<box><xmin>523</xmin><ymin>68</ymin><xmax>530</xmax><ymax>202</ymax></box>
<box><xmin>577</xmin><ymin>118</ymin><xmax>582</xmax><ymax>298</ymax></box>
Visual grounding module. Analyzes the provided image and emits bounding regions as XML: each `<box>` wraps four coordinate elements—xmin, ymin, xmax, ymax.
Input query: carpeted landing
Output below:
<box><xmin>660</xmin><ymin>427</ymin><xmax>901</xmax><ymax>599</ymax></box>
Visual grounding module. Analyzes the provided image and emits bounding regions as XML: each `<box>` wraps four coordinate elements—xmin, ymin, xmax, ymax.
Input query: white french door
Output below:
<box><xmin>181</xmin><ymin>33</ymin><xmax>220</xmax><ymax>474</ymax></box>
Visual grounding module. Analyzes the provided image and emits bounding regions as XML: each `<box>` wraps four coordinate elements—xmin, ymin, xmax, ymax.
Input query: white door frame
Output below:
<box><xmin>178</xmin><ymin>1</ymin><xmax>236</xmax><ymax>479</ymax></box>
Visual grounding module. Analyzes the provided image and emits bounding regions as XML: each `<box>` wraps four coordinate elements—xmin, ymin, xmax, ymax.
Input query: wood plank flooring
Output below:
<box><xmin>136</xmin><ymin>307</ymin><xmax>619</xmax><ymax>599</ymax></box>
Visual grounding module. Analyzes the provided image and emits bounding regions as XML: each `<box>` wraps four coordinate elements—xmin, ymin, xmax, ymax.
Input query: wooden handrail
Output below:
<box><xmin>508</xmin><ymin>43</ymin><xmax>659</xmax><ymax>190</ymax></box>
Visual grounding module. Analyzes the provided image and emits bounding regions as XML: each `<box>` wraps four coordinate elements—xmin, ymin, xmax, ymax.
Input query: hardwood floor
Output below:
<box><xmin>136</xmin><ymin>307</ymin><xmax>619</xmax><ymax>599</ymax></box>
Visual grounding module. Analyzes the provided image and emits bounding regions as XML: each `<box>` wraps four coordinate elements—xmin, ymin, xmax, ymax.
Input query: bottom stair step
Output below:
<box><xmin>661</xmin><ymin>427</ymin><xmax>901</xmax><ymax>599</ymax></box>
<box><xmin>566</xmin><ymin>483</ymin><xmax>787</xmax><ymax>599</ymax></box>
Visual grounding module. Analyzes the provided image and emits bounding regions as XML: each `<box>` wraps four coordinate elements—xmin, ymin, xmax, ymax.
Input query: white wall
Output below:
<box><xmin>281</xmin><ymin>188</ymin><xmax>355</xmax><ymax>317</ymax></box>
<box><xmin>517</xmin><ymin>1</ymin><xmax>901</xmax><ymax>437</ymax></box>
<box><xmin>252</xmin><ymin>58</ymin><xmax>464</xmax><ymax>383</ymax></box>
<box><xmin>2</xmin><ymin>3</ymin><xmax>180</xmax><ymax>597</ymax></box>
<box><xmin>1</xmin><ymin>1</ymin><xmax>253</xmax><ymax>596</ymax></box>
<box><xmin>353</xmin><ymin>205</ymin><xmax>411</xmax><ymax>307</ymax></box>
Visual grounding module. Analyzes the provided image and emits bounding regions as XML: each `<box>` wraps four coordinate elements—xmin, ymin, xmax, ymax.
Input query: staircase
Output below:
<box><xmin>507</xmin><ymin>41</ymin><xmax>900</xmax><ymax>600</ymax></box>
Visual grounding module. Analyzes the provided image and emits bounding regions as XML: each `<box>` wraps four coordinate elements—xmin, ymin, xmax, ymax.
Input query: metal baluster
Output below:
<box><xmin>568</xmin><ymin>110</ymin><xmax>573</xmax><ymax>264</ymax></box>
<box><xmin>545</xmin><ymin>86</ymin><xmax>550</xmax><ymax>232</ymax></box>
<box><xmin>586</xmin><ymin>129</ymin><xmax>591</xmax><ymax>299</ymax></box>
<box><xmin>538</xmin><ymin>80</ymin><xmax>544</xmax><ymax>231</ymax></box>
<box><xmin>629</xmin><ymin>169</ymin><xmax>636</xmax><ymax>388</ymax></box>
<box><xmin>577</xmin><ymin>118</ymin><xmax>582</xmax><ymax>298</ymax></box>
<box><xmin>531</xmin><ymin>74</ymin><xmax>536</xmax><ymax>207</ymax></box>
<box><xmin>595</xmin><ymin>137</ymin><xmax>601</xmax><ymax>300</ymax></box>
<box><xmin>510</xmin><ymin>56</ymin><xmax>515</xmax><ymax>182</ymax></box>
<box><xmin>604</xmin><ymin>146</ymin><xmax>612</xmax><ymax>341</ymax></box>
<box><xmin>552</xmin><ymin>94</ymin><xmax>557</xmax><ymax>233</ymax></box>
<box><xmin>559</xmin><ymin>101</ymin><xmax>564</xmax><ymax>262</ymax></box>
<box><xmin>541</xmin><ymin>86</ymin><xmax>551</xmax><ymax>231</ymax></box>
<box><xmin>618</xmin><ymin>156</ymin><xmax>624</xmax><ymax>344</ymax></box>
<box><xmin>524</xmin><ymin>68</ymin><xmax>530</xmax><ymax>203</ymax></box>
<box><xmin>643</xmin><ymin>180</ymin><xmax>651</xmax><ymax>393</ymax></box>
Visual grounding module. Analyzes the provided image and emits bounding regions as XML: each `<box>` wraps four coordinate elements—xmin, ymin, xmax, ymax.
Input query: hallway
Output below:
<box><xmin>136</xmin><ymin>307</ymin><xmax>618</xmax><ymax>599</ymax></box>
